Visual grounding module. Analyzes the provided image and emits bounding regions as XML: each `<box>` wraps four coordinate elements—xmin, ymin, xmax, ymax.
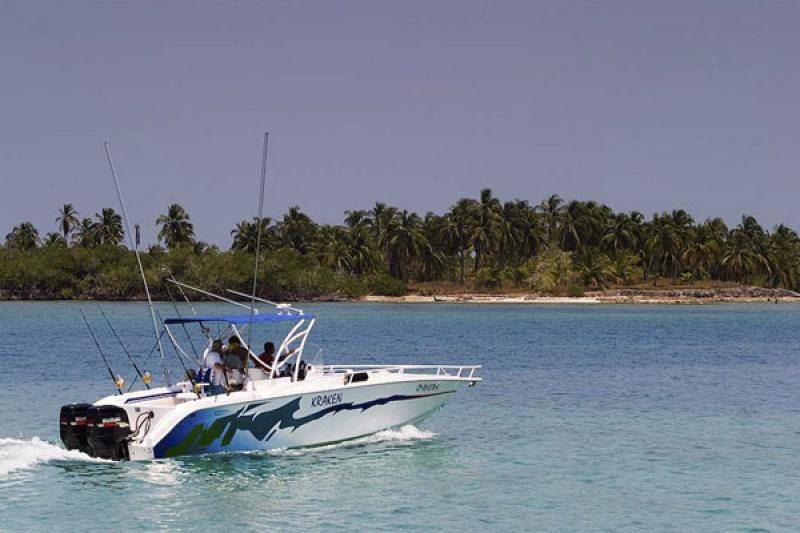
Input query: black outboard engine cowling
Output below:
<box><xmin>86</xmin><ymin>405</ymin><xmax>131</xmax><ymax>460</ymax></box>
<box><xmin>59</xmin><ymin>403</ymin><xmax>93</xmax><ymax>454</ymax></box>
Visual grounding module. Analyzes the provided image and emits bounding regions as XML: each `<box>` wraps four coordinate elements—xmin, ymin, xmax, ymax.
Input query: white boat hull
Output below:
<box><xmin>124</xmin><ymin>376</ymin><xmax>468</xmax><ymax>460</ymax></box>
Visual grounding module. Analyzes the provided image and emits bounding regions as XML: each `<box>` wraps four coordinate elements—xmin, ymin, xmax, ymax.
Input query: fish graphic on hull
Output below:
<box><xmin>155</xmin><ymin>391</ymin><xmax>451</xmax><ymax>458</ymax></box>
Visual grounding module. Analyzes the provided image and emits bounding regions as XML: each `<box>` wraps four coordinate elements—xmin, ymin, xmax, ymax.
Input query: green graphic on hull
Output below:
<box><xmin>156</xmin><ymin>391</ymin><xmax>451</xmax><ymax>458</ymax></box>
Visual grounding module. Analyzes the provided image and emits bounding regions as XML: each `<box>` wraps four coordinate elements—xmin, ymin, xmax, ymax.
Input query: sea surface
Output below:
<box><xmin>1</xmin><ymin>301</ymin><xmax>800</xmax><ymax>532</ymax></box>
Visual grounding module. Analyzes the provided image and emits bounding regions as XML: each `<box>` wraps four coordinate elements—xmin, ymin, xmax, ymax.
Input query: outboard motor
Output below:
<box><xmin>86</xmin><ymin>405</ymin><xmax>131</xmax><ymax>460</ymax></box>
<box><xmin>59</xmin><ymin>403</ymin><xmax>92</xmax><ymax>454</ymax></box>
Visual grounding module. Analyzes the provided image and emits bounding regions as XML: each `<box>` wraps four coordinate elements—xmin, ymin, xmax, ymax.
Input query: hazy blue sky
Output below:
<box><xmin>1</xmin><ymin>1</ymin><xmax>798</xmax><ymax>246</ymax></box>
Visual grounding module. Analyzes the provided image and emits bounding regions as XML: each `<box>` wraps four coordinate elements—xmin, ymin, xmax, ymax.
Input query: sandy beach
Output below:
<box><xmin>362</xmin><ymin>287</ymin><xmax>800</xmax><ymax>305</ymax></box>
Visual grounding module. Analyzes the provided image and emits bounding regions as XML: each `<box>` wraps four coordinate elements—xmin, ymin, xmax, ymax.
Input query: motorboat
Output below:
<box><xmin>61</xmin><ymin>137</ymin><xmax>480</xmax><ymax>460</ymax></box>
<box><xmin>59</xmin><ymin>291</ymin><xmax>481</xmax><ymax>461</ymax></box>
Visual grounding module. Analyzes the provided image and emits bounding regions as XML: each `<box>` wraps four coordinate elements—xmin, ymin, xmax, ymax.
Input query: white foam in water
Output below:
<box><xmin>267</xmin><ymin>425</ymin><xmax>437</xmax><ymax>456</ymax></box>
<box><xmin>0</xmin><ymin>437</ymin><xmax>110</xmax><ymax>476</ymax></box>
<box><xmin>363</xmin><ymin>425</ymin><xmax>437</xmax><ymax>444</ymax></box>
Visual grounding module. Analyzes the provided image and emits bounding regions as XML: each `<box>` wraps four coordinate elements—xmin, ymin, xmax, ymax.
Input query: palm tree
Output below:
<box><xmin>43</xmin><ymin>232</ymin><xmax>67</xmax><ymax>248</ymax></box>
<box><xmin>343</xmin><ymin>209</ymin><xmax>369</xmax><ymax>230</ymax></box>
<box><xmin>529</xmin><ymin>247</ymin><xmax>575</xmax><ymax>293</ymax></box>
<box><xmin>574</xmin><ymin>247</ymin><xmax>613</xmax><ymax>289</ymax></box>
<box><xmin>766</xmin><ymin>225</ymin><xmax>800</xmax><ymax>289</ymax></box>
<box><xmin>56</xmin><ymin>204</ymin><xmax>80</xmax><ymax>244</ymax></box>
<box><xmin>156</xmin><ymin>204</ymin><xmax>195</xmax><ymax>249</ymax></box>
<box><xmin>682</xmin><ymin>219</ymin><xmax>725</xmax><ymax>281</ymax></box>
<box><xmin>231</xmin><ymin>218</ymin><xmax>276</xmax><ymax>252</ymax></box>
<box><xmin>419</xmin><ymin>213</ymin><xmax>447</xmax><ymax>281</ymax></box>
<box><xmin>496</xmin><ymin>201</ymin><xmax>525</xmax><ymax>267</ymax></box>
<box><xmin>721</xmin><ymin>230</ymin><xmax>759</xmax><ymax>283</ymax></box>
<box><xmin>442</xmin><ymin>199</ymin><xmax>478</xmax><ymax>284</ymax></box>
<box><xmin>645</xmin><ymin>213</ymin><xmax>684</xmax><ymax>281</ymax></box>
<box><xmin>472</xmin><ymin>188</ymin><xmax>501</xmax><ymax>272</ymax></box>
<box><xmin>5</xmin><ymin>222</ymin><xmax>40</xmax><ymax>250</ymax></box>
<box><xmin>558</xmin><ymin>201</ymin><xmax>585</xmax><ymax>252</ymax></box>
<box><xmin>514</xmin><ymin>200</ymin><xmax>545</xmax><ymax>263</ymax></box>
<box><xmin>314</xmin><ymin>226</ymin><xmax>353</xmax><ymax>272</ymax></box>
<box><xmin>75</xmin><ymin>218</ymin><xmax>99</xmax><ymax>248</ymax></box>
<box><xmin>346</xmin><ymin>225</ymin><xmax>377</xmax><ymax>275</ymax></box>
<box><xmin>721</xmin><ymin>217</ymin><xmax>770</xmax><ymax>284</ymax></box>
<box><xmin>278</xmin><ymin>206</ymin><xmax>314</xmax><ymax>253</ymax></box>
<box><xmin>95</xmin><ymin>208</ymin><xmax>124</xmax><ymax>246</ymax></box>
<box><xmin>383</xmin><ymin>210</ymin><xmax>427</xmax><ymax>280</ymax></box>
<box><xmin>603</xmin><ymin>213</ymin><xmax>639</xmax><ymax>254</ymax></box>
<box><xmin>536</xmin><ymin>194</ymin><xmax>563</xmax><ymax>245</ymax></box>
<box><xmin>367</xmin><ymin>202</ymin><xmax>397</xmax><ymax>261</ymax></box>
<box><xmin>609</xmin><ymin>250</ymin><xmax>643</xmax><ymax>285</ymax></box>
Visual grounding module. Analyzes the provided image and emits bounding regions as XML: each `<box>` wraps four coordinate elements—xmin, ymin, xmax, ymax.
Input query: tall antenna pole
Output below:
<box><xmin>245</xmin><ymin>132</ymin><xmax>269</xmax><ymax>369</ymax></box>
<box><xmin>104</xmin><ymin>142</ymin><xmax>169</xmax><ymax>387</ymax></box>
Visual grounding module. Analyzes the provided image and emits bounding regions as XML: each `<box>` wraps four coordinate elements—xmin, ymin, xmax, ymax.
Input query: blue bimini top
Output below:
<box><xmin>163</xmin><ymin>312</ymin><xmax>314</xmax><ymax>325</ymax></box>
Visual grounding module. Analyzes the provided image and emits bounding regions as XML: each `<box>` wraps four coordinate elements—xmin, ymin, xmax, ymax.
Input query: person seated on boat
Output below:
<box><xmin>257</xmin><ymin>341</ymin><xmax>275</xmax><ymax>369</ymax></box>
<box><xmin>227</xmin><ymin>335</ymin><xmax>249</xmax><ymax>368</ymax></box>
<box><xmin>223</xmin><ymin>337</ymin><xmax>246</xmax><ymax>391</ymax></box>
<box><xmin>202</xmin><ymin>340</ymin><xmax>226</xmax><ymax>396</ymax></box>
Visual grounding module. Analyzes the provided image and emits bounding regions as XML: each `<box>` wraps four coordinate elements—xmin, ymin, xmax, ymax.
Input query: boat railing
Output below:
<box><xmin>321</xmin><ymin>364</ymin><xmax>481</xmax><ymax>380</ymax></box>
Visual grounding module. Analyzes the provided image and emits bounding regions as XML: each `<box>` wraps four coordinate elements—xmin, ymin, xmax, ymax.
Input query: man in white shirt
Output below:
<box><xmin>203</xmin><ymin>340</ymin><xmax>226</xmax><ymax>395</ymax></box>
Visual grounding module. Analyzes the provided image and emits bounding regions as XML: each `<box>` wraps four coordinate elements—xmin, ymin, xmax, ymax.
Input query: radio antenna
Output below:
<box><xmin>245</xmin><ymin>132</ymin><xmax>269</xmax><ymax>370</ymax></box>
<box><xmin>104</xmin><ymin>142</ymin><xmax>169</xmax><ymax>386</ymax></box>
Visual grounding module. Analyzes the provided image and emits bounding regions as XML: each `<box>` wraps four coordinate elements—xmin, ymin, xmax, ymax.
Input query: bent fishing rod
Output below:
<box><xmin>79</xmin><ymin>308</ymin><xmax>123</xmax><ymax>395</ymax></box>
<box><xmin>97</xmin><ymin>305</ymin><xmax>150</xmax><ymax>389</ymax></box>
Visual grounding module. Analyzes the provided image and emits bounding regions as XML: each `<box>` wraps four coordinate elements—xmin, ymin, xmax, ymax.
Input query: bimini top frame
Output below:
<box><xmin>162</xmin><ymin>313</ymin><xmax>316</xmax><ymax>382</ymax></box>
<box><xmin>162</xmin><ymin>281</ymin><xmax>317</xmax><ymax>384</ymax></box>
<box><xmin>163</xmin><ymin>313</ymin><xmax>315</xmax><ymax>325</ymax></box>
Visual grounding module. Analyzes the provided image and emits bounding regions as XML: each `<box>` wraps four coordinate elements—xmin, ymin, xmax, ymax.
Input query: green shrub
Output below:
<box><xmin>367</xmin><ymin>274</ymin><xmax>407</xmax><ymax>296</ymax></box>
<box><xmin>474</xmin><ymin>266</ymin><xmax>503</xmax><ymax>289</ymax></box>
<box><xmin>567</xmin><ymin>284</ymin><xmax>585</xmax><ymax>298</ymax></box>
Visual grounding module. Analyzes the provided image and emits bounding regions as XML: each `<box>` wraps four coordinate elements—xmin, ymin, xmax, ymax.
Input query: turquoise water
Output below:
<box><xmin>1</xmin><ymin>302</ymin><xmax>800</xmax><ymax>532</ymax></box>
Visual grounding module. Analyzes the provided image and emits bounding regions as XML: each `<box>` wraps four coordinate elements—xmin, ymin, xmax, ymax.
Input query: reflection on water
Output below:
<box><xmin>128</xmin><ymin>459</ymin><xmax>188</xmax><ymax>486</ymax></box>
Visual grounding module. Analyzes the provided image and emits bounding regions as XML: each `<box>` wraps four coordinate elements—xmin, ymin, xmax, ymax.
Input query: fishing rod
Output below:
<box><xmin>126</xmin><ymin>329</ymin><xmax>166</xmax><ymax>393</ymax></box>
<box><xmin>155</xmin><ymin>311</ymin><xmax>197</xmax><ymax>391</ymax></box>
<box><xmin>79</xmin><ymin>308</ymin><xmax>122</xmax><ymax>395</ymax></box>
<box><xmin>167</xmin><ymin>279</ymin><xmax>258</xmax><ymax>312</ymax></box>
<box><xmin>166</xmin><ymin>272</ymin><xmax>210</xmax><ymax>338</ymax></box>
<box><xmin>104</xmin><ymin>142</ymin><xmax>169</xmax><ymax>387</ymax></box>
<box><xmin>226</xmin><ymin>289</ymin><xmax>303</xmax><ymax>314</ymax></box>
<box><xmin>97</xmin><ymin>305</ymin><xmax>150</xmax><ymax>389</ymax></box>
<box><xmin>164</xmin><ymin>283</ymin><xmax>201</xmax><ymax>360</ymax></box>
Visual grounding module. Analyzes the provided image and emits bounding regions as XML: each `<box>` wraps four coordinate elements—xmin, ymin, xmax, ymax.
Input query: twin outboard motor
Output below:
<box><xmin>60</xmin><ymin>404</ymin><xmax>131</xmax><ymax>460</ymax></box>
<box><xmin>59</xmin><ymin>403</ymin><xmax>92</xmax><ymax>455</ymax></box>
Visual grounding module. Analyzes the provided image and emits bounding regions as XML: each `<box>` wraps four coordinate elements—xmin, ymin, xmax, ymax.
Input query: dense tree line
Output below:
<box><xmin>2</xmin><ymin>191</ymin><xmax>800</xmax><ymax>300</ymax></box>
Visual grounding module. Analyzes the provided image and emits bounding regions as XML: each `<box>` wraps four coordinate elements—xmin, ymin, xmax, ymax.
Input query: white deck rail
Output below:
<box><xmin>321</xmin><ymin>364</ymin><xmax>481</xmax><ymax>380</ymax></box>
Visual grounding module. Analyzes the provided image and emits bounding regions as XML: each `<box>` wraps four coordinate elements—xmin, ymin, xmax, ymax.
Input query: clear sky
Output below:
<box><xmin>1</xmin><ymin>1</ymin><xmax>798</xmax><ymax>246</ymax></box>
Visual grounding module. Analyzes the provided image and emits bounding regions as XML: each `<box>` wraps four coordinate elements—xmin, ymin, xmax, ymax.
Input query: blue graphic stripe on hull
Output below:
<box><xmin>153</xmin><ymin>390</ymin><xmax>453</xmax><ymax>458</ymax></box>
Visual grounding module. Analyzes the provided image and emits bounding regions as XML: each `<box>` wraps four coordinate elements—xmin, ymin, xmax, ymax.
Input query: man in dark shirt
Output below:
<box><xmin>257</xmin><ymin>341</ymin><xmax>276</xmax><ymax>369</ymax></box>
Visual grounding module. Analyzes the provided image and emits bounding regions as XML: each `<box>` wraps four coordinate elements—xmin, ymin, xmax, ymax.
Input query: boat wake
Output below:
<box><xmin>0</xmin><ymin>437</ymin><xmax>110</xmax><ymax>477</ymax></box>
<box><xmin>267</xmin><ymin>425</ymin><xmax>437</xmax><ymax>456</ymax></box>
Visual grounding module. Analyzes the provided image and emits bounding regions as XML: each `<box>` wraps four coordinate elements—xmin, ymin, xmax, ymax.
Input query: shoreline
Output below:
<box><xmin>2</xmin><ymin>289</ymin><xmax>798</xmax><ymax>305</ymax></box>
<box><xmin>360</xmin><ymin>294</ymin><xmax>800</xmax><ymax>305</ymax></box>
<box><xmin>362</xmin><ymin>286</ymin><xmax>800</xmax><ymax>305</ymax></box>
